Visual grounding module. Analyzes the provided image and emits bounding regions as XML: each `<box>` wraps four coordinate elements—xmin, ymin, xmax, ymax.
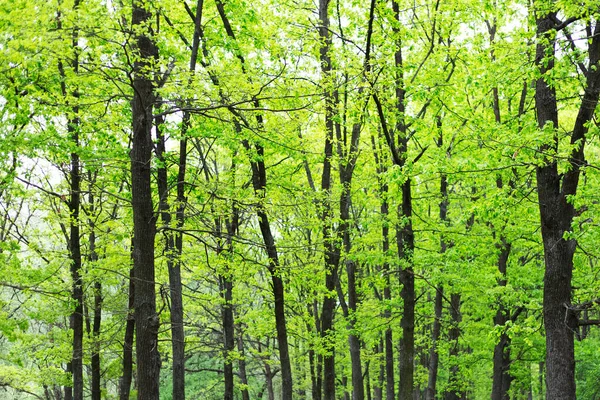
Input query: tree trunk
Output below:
<box><xmin>534</xmin><ymin>12</ymin><xmax>600</xmax><ymax>400</ymax></box>
<box><xmin>236</xmin><ymin>328</ymin><xmax>250</xmax><ymax>400</ymax></box>
<box><xmin>155</xmin><ymin>116</ymin><xmax>186</xmax><ymax>400</ymax></box>
<box><xmin>130</xmin><ymin>1</ymin><xmax>160</xmax><ymax>397</ymax></box>
<box><xmin>317</xmin><ymin>0</ymin><xmax>337</xmax><ymax>397</ymax></box>
<box><xmin>88</xmin><ymin>193</ymin><xmax>102</xmax><ymax>400</ymax></box>
<box><xmin>220</xmin><ymin>267</ymin><xmax>235</xmax><ymax>400</ymax></box>
<box><xmin>57</xmin><ymin>1</ymin><xmax>83</xmax><ymax>396</ymax></box>
<box><xmin>243</xmin><ymin>140</ymin><xmax>293</xmax><ymax>399</ymax></box>
<box><xmin>119</xmin><ymin>267</ymin><xmax>135</xmax><ymax>400</ymax></box>
<box><xmin>68</xmin><ymin>114</ymin><xmax>83</xmax><ymax>400</ymax></box>
<box><xmin>491</xmin><ymin>242</ymin><xmax>512</xmax><ymax>400</ymax></box>
<box><xmin>425</xmin><ymin>288</ymin><xmax>442</xmax><ymax>400</ymax></box>
<box><xmin>444</xmin><ymin>294</ymin><xmax>463</xmax><ymax>400</ymax></box>
<box><xmin>374</xmin><ymin>138</ymin><xmax>395</xmax><ymax>400</ymax></box>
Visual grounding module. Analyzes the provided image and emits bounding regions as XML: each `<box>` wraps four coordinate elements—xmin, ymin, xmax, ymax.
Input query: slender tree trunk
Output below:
<box><xmin>242</xmin><ymin>140</ymin><xmax>293</xmax><ymax>398</ymax></box>
<box><xmin>130</xmin><ymin>1</ymin><xmax>160</xmax><ymax>397</ymax></box>
<box><xmin>491</xmin><ymin>241</ymin><xmax>512</xmax><ymax>400</ymax></box>
<box><xmin>264</xmin><ymin>361</ymin><xmax>276</xmax><ymax>400</ymax></box>
<box><xmin>119</xmin><ymin>267</ymin><xmax>135</xmax><ymax>400</ymax></box>
<box><xmin>219</xmin><ymin>252</ymin><xmax>235</xmax><ymax>400</ymax></box>
<box><xmin>390</xmin><ymin>2</ymin><xmax>415</xmax><ymax>398</ymax></box>
<box><xmin>64</xmin><ymin>362</ymin><xmax>72</xmax><ymax>400</ymax></box>
<box><xmin>155</xmin><ymin>116</ymin><xmax>186</xmax><ymax>400</ymax></box>
<box><xmin>317</xmin><ymin>0</ymin><xmax>338</xmax><ymax>397</ymax></box>
<box><xmin>444</xmin><ymin>294</ymin><xmax>463</xmax><ymax>400</ymax></box>
<box><xmin>374</xmin><ymin>340</ymin><xmax>384</xmax><ymax>400</ymax></box>
<box><xmin>308</xmin><ymin>300</ymin><xmax>323</xmax><ymax>400</ymax></box>
<box><xmin>91</xmin><ymin>280</ymin><xmax>102</xmax><ymax>400</ymax></box>
<box><xmin>342</xmin><ymin>187</ymin><xmax>364</xmax><ymax>400</ymax></box>
<box><xmin>427</xmin><ymin>130</ymin><xmax>446</xmax><ymax>400</ymax></box>
<box><xmin>57</xmin><ymin>1</ymin><xmax>83</xmax><ymax>397</ymax></box>
<box><xmin>397</xmin><ymin>188</ymin><xmax>415</xmax><ymax>400</ymax></box>
<box><xmin>68</xmin><ymin>118</ymin><xmax>83</xmax><ymax>400</ymax></box>
<box><xmin>426</xmin><ymin>288</ymin><xmax>442</xmax><ymax>400</ymax></box>
<box><xmin>373</xmin><ymin>134</ymin><xmax>395</xmax><ymax>400</ymax></box>
<box><xmin>236</xmin><ymin>328</ymin><xmax>250</xmax><ymax>400</ymax></box>
<box><xmin>88</xmin><ymin>188</ymin><xmax>101</xmax><ymax>400</ymax></box>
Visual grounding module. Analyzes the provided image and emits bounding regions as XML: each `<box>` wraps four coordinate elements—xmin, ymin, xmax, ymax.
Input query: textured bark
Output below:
<box><xmin>390</xmin><ymin>2</ymin><xmax>415</xmax><ymax>399</ymax></box>
<box><xmin>534</xmin><ymin>12</ymin><xmax>600</xmax><ymax>400</ymax></box>
<box><xmin>68</xmin><ymin>113</ymin><xmax>83</xmax><ymax>400</ymax></box>
<box><xmin>119</xmin><ymin>268</ymin><xmax>135</xmax><ymax>400</ymax></box>
<box><xmin>491</xmin><ymin>242</ymin><xmax>512</xmax><ymax>400</ymax></box>
<box><xmin>317</xmin><ymin>0</ymin><xmax>337</xmax><ymax>396</ymax></box>
<box><xmin>131</xmin><ymin>1</ymin><xmax>160</xmax><ymax>398</ymax></box>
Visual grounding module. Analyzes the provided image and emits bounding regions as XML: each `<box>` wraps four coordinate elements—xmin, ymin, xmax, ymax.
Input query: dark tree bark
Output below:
<box><xmin>67</xmin><ymin>101</ymin><xmax>83</xmax><ymax>400</ymax></box>
<box><xmin>207</xmin><ymin>2</ymin><xmax>294</xmax><ymax>394</ymax></box>
<box><xmin>243</xmin><ymin>141</ymin><xmax>293</xmax><ymax>399</ymax></box>
<box><xmin>87</xmin><ymin>179</ymin><xmax>102</xmax><ymax>400</ymax></box>
<box><xmin>316</xmin><ymin>0</ymin><xmax>376</xmax><ymax>398</ymax></box>
<box><xmin>119</xmin><ymin>267</ymin><xmax>135</xmax><ymax>400</ymax></box>
<box><xmin>316</xmin><ymin>0</ymin><xmax>337</xmax><ymax>397</ymax></box>
<box><xmin>372</xmin><ymin>135</ymin><xmax>395</xmax><ymax>400</ymax></box>
<box><xmin>373</xmin><ymin>341</ymin><xmax>384</xmax><ymax>400</ymax></box>
<box><xmin>236</xmin><ymin>327</ymin><xmax>250</xmax><ymax>400</ymax></box>
<box><xmin>308</xmin><ymin>300</ymin><xmax>323</xmax><ymax>400</ymax></box>
<box><xmin>491</xmin><ymin>241</ymin><xmax>512</xmax><ymax>400</ymax></box>
<box><xmin>426</xmin><ymin>287</ymin><xmax>443</xmax><ymax>400</ymax></box>
<box><xmin>534</xmin><ymin>12</ymin><xmax>600</xmax><ymax>400</ymax></box>
<box><xmin>215</xmin><ymin>211</ymin><xmax>238</xmax><ymax>400</ymax></box>
<box><xmin>155</xmin><ymin>116</ymin><xmax>186</xmax><ymax>400</ymax></box>
<box><xmin>391</xmin><ymin>1</ymin><xmax>415</xmax><ymax>398</ymax></box>
<box><xmin>130</xmin><ymin>1</ymin><xmax>160</xmax><ymax>398</ymax></box>
<box><xmin>487</xmin><ymin>20</ymin><xmax>517</xmax><ymax>399</ymax></box>
<box><xmin>221</xmin><ymin>270</ymin><xmax>234</xmax><ymax>400</ymax></box>
<box><xmin>444</xmin><ymin>294</ymin><xmax>463</xmax><ymax>400</ymax></box>
<box><xmin>157</xmin><ymin>1</ymin><xmax>203</xmax><ymax>397</ymax></box>
<box><xmin>57</xmin><ymin>1</ymin><xmax>83</xmax><ymax>397</ymax></box>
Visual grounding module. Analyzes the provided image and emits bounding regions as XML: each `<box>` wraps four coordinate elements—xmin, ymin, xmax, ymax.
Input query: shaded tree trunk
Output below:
<box><xmin>534</xmin><ymin>12</ymin><xmax>600</xmax><ymax>400</ymax></box>
<box><xmin>444</xmin><ymin>294</ymin><xmax>463</xmax><ymax>400</ymax></box>
<box><xmin>155</xmin><ymin>116</ymin><xmax>186</xmax><ymax>400</ymax></box>
<box><xmin>426</xmin><ymin>288</ymin><xmax>442</xmax><ymax>400</ymax></box>
<box><xmin>236</xmin><ymin>328</ymin><xmax>250</xmax><ymax>400</ymax></box>
<box><xmin>130</xmin><ymin>1</ymin><xmax>160</xmax><ymax>398</ymax></box>
<box><xmin>57</xmin><ymin>1</ymin><xmax>83</xmax><ymax>397</ymax></box>
<box><xmin>87</xmin><ymin>182</ymin><xmax>102</xmax><ymax>400</ymax></box>
<box><xmin>119</xmin><ymin>267</ymin><xmax>135</xmax><ymax>400</ymax></box>
<box><xmin>491</xmin><ymin>241</ymin><xmax>513</xmax><ymax>400</ymax></box>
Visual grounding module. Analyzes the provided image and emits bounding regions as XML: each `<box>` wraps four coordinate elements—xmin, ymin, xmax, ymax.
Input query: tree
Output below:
<box><xmin>130</xmin><ymin>0</ymin><xmax>161</xmax><ymax>398</ymax></box>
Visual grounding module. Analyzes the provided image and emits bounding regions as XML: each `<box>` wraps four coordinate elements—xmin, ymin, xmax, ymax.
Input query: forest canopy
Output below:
<box><xmin>0</xmin><ymin>0</ymin><xmax>599</xmax><ymax>399</ymax></box>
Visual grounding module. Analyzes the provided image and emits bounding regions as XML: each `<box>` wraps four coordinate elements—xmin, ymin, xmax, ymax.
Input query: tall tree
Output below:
<box><xmin>130</xmin><ymin>0</ymin><xmax>161</xmax><ymax>398</ymax></box>
<box><xmin>534</xmin><ymin>4</ymin><xmax>600</xmax><ymax>398</ymax></box>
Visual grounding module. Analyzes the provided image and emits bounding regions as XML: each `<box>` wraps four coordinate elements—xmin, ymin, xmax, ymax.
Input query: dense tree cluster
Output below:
<box><xmin>0</xmin><ymin>0</ymin><xmax>599</xmax><ymax>399</ymax></box>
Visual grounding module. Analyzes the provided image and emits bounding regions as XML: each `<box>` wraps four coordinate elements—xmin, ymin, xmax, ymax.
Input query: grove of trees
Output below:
<box><xmin>1</xmin><ymin>0</ymin><xmax>600</xmax><ymax>399</ymax></box>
